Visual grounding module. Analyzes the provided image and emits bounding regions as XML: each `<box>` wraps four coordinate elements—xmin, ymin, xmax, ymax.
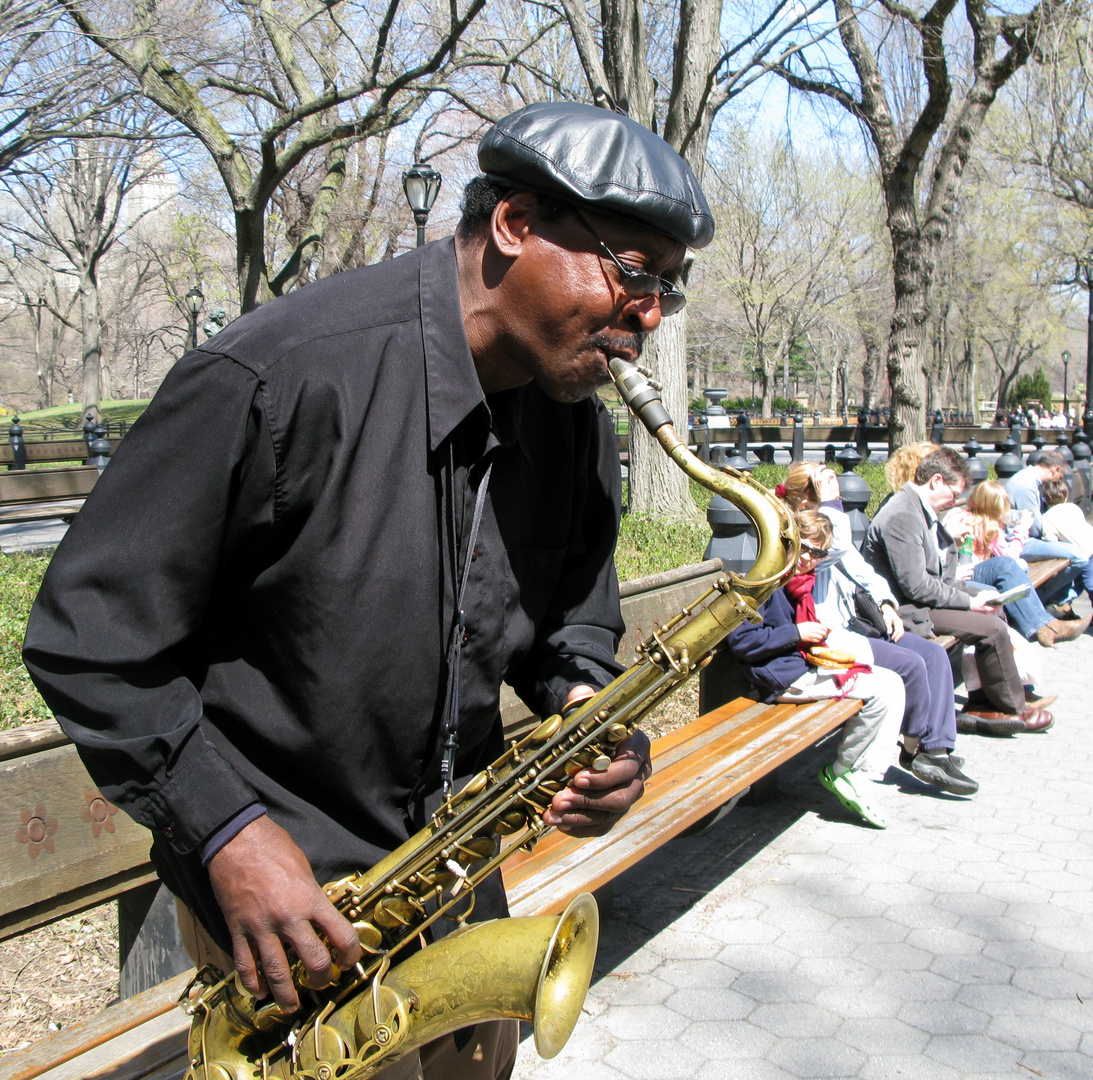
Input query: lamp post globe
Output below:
<box><xmin>402</xmin><ymin>162</ymin><xmax>442</xmax><ymax>247</ymax></box>
<box><xmin>185</xmin><ymin>286</ymin><xmax>204</xmax><ymax>352</ymax></box>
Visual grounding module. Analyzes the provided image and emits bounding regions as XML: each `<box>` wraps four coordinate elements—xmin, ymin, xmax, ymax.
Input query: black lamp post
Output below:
<box><xmin>402</xmin><ymin>162</ymin><xmax>442</xmax><ymax>247</ymax></box>
<box><xmin>1085</xmin><ymin>254</ymin><xmax>1093</xmax><ymax>439</ymax></box>
<box><xmin>1063</xmin><ymin>349</ymin><xmax>1071</xmax><ymax>422</ymax></box>
<box><xmin>185</xmin><ymin>286</ymin><xmax>204</xmax><ymax>351</ymax></box>
<box><xmin>840</xmin><ymin>358</ymin><xmax>849</xmax><ymax>425</ymax></box>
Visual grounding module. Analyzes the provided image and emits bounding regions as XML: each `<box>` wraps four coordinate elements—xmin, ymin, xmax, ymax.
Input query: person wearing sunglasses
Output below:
<box><xmin>780</xmin><ymin>462</ymin><xmax>977</xmax><ymax>796</ymax></box>
<box><xmin>24</xmin><ymin>102</ymin><xmax>714</xmax><ymax>1080</ymax></box>
<box><xmin>726</xmin><ymin>511</ymin><xmax>924</xmax><ymax>829</ymax></box>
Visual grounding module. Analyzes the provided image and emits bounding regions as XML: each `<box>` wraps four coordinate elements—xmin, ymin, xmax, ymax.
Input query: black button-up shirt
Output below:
<box><xmin>23</xmin><ymin>238</ymin><xmax>624</xmax><ymax>935</ymax></box>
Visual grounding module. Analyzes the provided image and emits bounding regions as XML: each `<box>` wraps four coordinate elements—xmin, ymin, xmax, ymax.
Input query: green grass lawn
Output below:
<box><xmin>7</xmin><ymin>400</ymin><xmax>150</xmax><ymax>439</ymax></box>
<box><xmin>0</xmin><ymin>461</ymin><xmax>898</xmax><ymax>730</ymax></box>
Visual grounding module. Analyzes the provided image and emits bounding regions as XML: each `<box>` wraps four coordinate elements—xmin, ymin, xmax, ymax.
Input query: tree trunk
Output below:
<box><xmin>628</xmin><ymin>311</ymin><xmax>700</xmax><ymax>520</ymax></box>
<box><xmin>884</xmin><ymin>206</ymin><xmax>930</xmax><ymax>448</ymax></box>
<box><xmin>80</xmin><ymin>269</ymin><xmax>101</xmax><ymax>421</ymax></box>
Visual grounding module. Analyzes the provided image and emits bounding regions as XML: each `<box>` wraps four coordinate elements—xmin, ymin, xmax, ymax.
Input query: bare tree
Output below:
<box><xmin>551</xmin><ymin>0</ymin><xmax>836</xmax><ymax>518</ymax></box>
<box><xmin>59</xmin><ymin>0</ymin><xmax>489</xmax><ymax>311</ymax></box>
<box><xmin>772</xmin><ymin>0</ymin><xmax>1069</xmax><ymax>448</ymax></box>
<box><xmin>2</xmin><ymin>99</ymin><xmax>171</xmax><ymax>417</ymax></box>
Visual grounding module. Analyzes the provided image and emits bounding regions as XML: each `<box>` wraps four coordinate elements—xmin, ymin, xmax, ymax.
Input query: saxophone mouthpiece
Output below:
<box><xmin>608</xmin><ymin>357</ymin><xmax>673</xmax><ymax>436</ymax></box>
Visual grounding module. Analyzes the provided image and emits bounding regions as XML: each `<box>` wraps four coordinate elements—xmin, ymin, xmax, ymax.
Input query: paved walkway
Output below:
<box><xmin>513</xmin><ymin>608</ymin><xmax>1093</xmax><ymax>1080</ymax></box>
<box><xmin>0</xmin><ymin>517</ymin><xmax>67</xmax><ymax>553</ymax></box>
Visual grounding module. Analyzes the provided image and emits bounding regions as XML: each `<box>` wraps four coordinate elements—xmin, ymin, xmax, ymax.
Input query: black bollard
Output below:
<box><xmin>931</xmin><ymin>409</ymin><xmax>945</xmax><ymax>446</ymax></box>
<box><xmin>735</xmin><ymin>412</ymin><xmax>752</xmax><ymax>462</ymax></box>
<box><xmin>82</xmin><ymin>412</ymin><xmax>97</xmax><ymax>449</ymax></box>
<box><xmin>962</xmin><ymin>437</ymin><xmax>987</xmax><ymax>486</ymax></box>
<box><xmin>792</xmin><ymin>413</ymin><xmax>804</xmax><ymax>463</ymax></box>
<box><xmin>8</xmin><ymin>416</ymin><xmax>25</xmax><ymax>470</ymax></box>
<box><xmin>994</xmin><ymin>437</ymin><xmax>1024</xmax><ymax>480</ymax></box>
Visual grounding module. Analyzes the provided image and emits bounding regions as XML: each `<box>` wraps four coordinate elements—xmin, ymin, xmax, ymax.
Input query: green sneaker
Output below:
<box><xmin>818</xmin><ymin>763</ymin><xmax>888</xmax><ymax>829</ymax></box>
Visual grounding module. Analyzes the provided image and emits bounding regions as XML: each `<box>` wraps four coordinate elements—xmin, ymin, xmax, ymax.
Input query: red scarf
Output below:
<box><xmin>784</xmin><ymin>571</ymin><xmax>870</xmax><ymax>692</ymax></box>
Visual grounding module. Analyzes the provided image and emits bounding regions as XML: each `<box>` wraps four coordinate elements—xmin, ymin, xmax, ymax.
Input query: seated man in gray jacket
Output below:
<box><xmin>863</xmin><ymin>448</ymin><xmax>1055</xmax><ymax>735</ymax></box>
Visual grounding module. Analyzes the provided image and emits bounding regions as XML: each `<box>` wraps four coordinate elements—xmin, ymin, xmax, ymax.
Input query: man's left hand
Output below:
<box><xmin>541</xmin><ymin>684</ymin><xmax>652</xmax><ymax>837</ymax></box>
<box><xmin>882</xmin><ymin>604</ymin><xmax>904</xmax><ymax>641</ymax></box>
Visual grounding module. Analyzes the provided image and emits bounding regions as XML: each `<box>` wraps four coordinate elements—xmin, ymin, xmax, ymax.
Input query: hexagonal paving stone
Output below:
<box><xmin>599</xmin><ymin>1004</ymin><xmax>689</xmax><ymax>1042</ymax></box>
<box><xmin>981</xmin><ymin>937</ymin><xmax>1065</xmax><ymax>969</ymax></box>
<box><xmin>814</xmin><ymin>984</ymin><xmax>901</xmax><ymax>1021</ymax></box>
<box><xmin>749</xmin><ymin>1002</ymin><xmax>841</xmax><ymax>1038</ymax></box>
<box><xmin>898</xmin><ymin>999</ymin><xmax>990</xmax><ymax>1036</ymax></box>
<box><xmin>679</xmin><ymin>1019</ymin><xmax>777</xmax><ymax>1059</ymax></box>
<box><xmin>928</xmin><ymin>951</ymin><xmax>1014</xmax><ymax>985</ymax></box>
<box><xmin>924</xmin><ymin>1032</ymin><xmax>1027</xmax><ymax>1074</ymax></box>
<box><xmin>767</xmin><ymin>1034</ymin><xmax>866</xmax><ymax>1078</ymax></box>
<box><xmin>1018</xmin><ymin>1052</ymin><xmax>1093</xmax><ymax>1080</ymax></box>
<box><xmin>851</xmin><ymin>940</ymin><xmax>934</xmax><ymax>972</ymax></box>
<box><xmin>987</xmin><ymin>1012</ymin><xmax>1082</xmax><ymax>1053</ymax></box>
<box><xmin>693</xmin><ymin>1060</ymin><xmax>799</xmax><ymax>1080</ymax></box>
<box><xmin>601</xmin><ymin>974</ymin><xmax>676</xmax><ymax>1007</ymax></box>
<box><xmin>603</xmin><ymin>1038</ymin><xmax>706</xmax><ymax>1080</ymax></box>
<box><xmin>875</xmin><ymin>968</ymin><xmax>960</xmax><ymax>1002</ymax></box>
<box><xmin>715</xmin><ymin>942</ymin><xmax>800</xmax><ymax>973</ymax></box>
<box><xmin>858</xmin><ymin>1053</ymin><xmax>965</xmax><ymax>1079</ymax></box>
<box><xmin>836</xmin><ymin>1016</ymin><xmax>929</xmax><ymax>1055</ymax></box>
<box><xmin>666</xmin><ymin>985</ymin><xmax>755</xmax><ymax>1022</ymax></box>
<box><xmin>654</xmin><ymin>957</ymin><xmax>740</xmax><ymax>990</ymax></box>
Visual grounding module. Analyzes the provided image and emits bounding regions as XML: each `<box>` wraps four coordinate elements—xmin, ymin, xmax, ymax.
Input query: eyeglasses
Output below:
<box><xmin>572</xmin><ymin>212</ymin><xmax>687</xmax><ymax>316</ymax></box>
<box><xmin>800</xmin><ymin>542</ymin><xmax>830</xmax><ymax>558</ymax></box>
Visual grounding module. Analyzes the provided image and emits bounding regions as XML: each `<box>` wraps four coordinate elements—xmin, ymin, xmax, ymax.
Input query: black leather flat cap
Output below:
<box><xmin>479</xmin><ymin>101</ymin><xmax>714</xmax><ymax>249</ymax></box>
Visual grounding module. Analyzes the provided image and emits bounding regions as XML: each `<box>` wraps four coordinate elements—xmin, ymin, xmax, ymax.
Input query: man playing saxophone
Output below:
<box><xmin>23</xmin><ymin>102</ymin><xmax>714</xmax><ymax>1080</ymax></box>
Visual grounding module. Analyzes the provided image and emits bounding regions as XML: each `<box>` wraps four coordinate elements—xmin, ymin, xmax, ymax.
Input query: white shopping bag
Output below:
<box><xmin>961</xmin><ymin>627</ymin><xmax>1042</xmax><ymax>691</ymax></box>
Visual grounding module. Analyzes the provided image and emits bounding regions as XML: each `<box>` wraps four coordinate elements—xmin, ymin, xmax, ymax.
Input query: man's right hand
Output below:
<box><xmin>207</xmin><ymin>816</ymin><xmax>362</xmax><ymax>1012</ymax></box>
<box><xmin>969</xmin><ymin>593</ymin><xmax>1002</xmax><ymax>614</ymax></box>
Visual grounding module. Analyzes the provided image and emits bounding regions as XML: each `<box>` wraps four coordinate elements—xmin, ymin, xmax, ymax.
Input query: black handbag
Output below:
<box><xmin>834</xmin><ymin>562</ymin><xmax>889</xmax><ymax>639</ymax></box>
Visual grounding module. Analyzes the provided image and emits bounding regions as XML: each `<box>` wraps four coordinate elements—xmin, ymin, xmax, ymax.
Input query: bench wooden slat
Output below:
<box><xmin>0</xmin><ymin>970</ymin><xmax>193</xmax><ymax>1080</ymax></box>
<box><xmin>504</xmin><ymin>698</ymin><xmax>859</xmax><ymax>916</ymax></box>
<box><xmin>1026</xmin><ymin>557</ymin><xmax>1070</xmax><ymax>590</ymax></box>
<box><xmin>0</xmin><ymin>744</ymin><xmax>154</xmax><ymax>938</ymax></box>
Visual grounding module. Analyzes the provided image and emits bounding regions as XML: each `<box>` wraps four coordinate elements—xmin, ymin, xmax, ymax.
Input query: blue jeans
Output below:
<box><xmin>1021</xmin><ymin>537</ymin><xmax>1093</xmax><ymax>601</ymax></box>
<box><xmin>971</xmin><ymin>556</ymin><xmax>1052</xmax><ymax>639</ymax></box>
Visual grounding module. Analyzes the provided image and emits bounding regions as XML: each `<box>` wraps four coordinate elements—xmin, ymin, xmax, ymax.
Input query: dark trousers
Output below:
<box><xmin>925</xmin><ymin>609</ymin><xmax>1025</xmax><ymax>715</ymax></box>
<box><xmin>872</xmin><ymin>635</ymin><xmax>958</xmax><ymax>751</ymax></box>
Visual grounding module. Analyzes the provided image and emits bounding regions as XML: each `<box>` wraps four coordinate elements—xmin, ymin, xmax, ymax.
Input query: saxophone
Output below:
<box><xmin>181</xmin><ymin>357</ymin><xmax>798</xmax><ymax>1080</ymax></box>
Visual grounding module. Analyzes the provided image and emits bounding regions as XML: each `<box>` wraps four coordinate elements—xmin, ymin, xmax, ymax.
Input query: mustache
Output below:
<box><xmin>589</xmin><ymin>331</ymin><xmax>644</xmax><ymax>358</ymax></box>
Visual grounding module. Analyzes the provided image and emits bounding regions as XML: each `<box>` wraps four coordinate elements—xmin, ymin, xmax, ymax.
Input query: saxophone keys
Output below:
<box><xmin>605</xmin><ymin>723</ymin><xmax>630</xmax><ymax>742</ymax></box>
<box><xmin>353</xmin><ymin>921</ymin><xmax>383</xmax><ymax>950</ymax></box>
<box><xmin>494</xmin><ymin>809</ymin><xmax>527</xmax><ymax>834</ymax></box>
<box><xmin>372</xmin><ymin>897</ymin><xmax>416</xmax><ymax>928</ymax></box>
<box><xmin>530</xmin><ymin>715</ymin><xmax>563</xmax><ymax>741</ymax></box>
<box><xmin>590</xmin><ymin>754</ymin><xmax>612</xmax><ymax>772</ymax></box>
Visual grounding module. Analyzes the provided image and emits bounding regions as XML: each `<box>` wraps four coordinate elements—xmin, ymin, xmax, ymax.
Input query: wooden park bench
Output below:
<box><xmin>0</xmin><ymin>559</ymin><xmax>864</xmax><ymax>1080</ymax></box>
<box><xmin>0</xmin><ymin>466</ymin><xmax>103</xmax><ymax>526</ymax></box>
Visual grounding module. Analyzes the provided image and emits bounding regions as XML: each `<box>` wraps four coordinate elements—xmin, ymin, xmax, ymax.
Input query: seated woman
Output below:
<box><xmin>946</xmin><ymin>480</ymin><xmax>1089</xmax><ymax>646</ymax></box>
<box><xmin>726</xmin><ymin>513</ymin><xmax>977</xmax><ymax>832</ymax></box>
<box><xmin>780</xmin><ymin>467</ymin><xmax>977</xmax><ymax>794</ymax></box>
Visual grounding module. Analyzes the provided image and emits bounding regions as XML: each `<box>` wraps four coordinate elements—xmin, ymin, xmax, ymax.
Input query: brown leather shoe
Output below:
<box><xmin>958</xmin><ymin>711</ymin><xmax>1026</xmax><ymax>736</ymax></box>
<box><xmin>1021</xmin><ymin>706</ymin><xmax>1055</xmax><ymax>732</ymax></box>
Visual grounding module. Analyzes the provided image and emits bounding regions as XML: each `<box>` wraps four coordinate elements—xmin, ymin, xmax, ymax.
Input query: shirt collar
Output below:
<box><xmin>420</xmin><ymin>237</ymin><xmax>487</xmax><ymax>452</ymax></box>
<box><xmin>906</xmin><ymin>481</ymin><xmax>938</xmax><ymax>525</ymax></box>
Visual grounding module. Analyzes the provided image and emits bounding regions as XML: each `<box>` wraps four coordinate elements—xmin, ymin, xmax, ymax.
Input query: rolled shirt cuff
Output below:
<box><xmin>200</xmin><ymin>803</ymin><xmax>268</xmax><ymax>865</ymax></box>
